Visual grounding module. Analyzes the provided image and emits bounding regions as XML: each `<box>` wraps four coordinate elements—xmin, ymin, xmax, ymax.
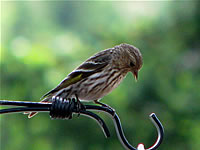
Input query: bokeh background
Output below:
<box><xmin>1</xmin><ymin>1</ymin><xmax>200</xmax><ymax>150</ymax></box>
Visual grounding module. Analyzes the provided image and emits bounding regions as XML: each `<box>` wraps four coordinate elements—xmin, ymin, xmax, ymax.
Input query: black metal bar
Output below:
<box><xmin>0</xmin><ymin>107</ymin><xmax>49</xmax><ymax>114</ymax></box>
<box><xmin>0</xmin><ymin>100</ymin><xmax>110</xmax><ymax>138</ymax></box>
<box><xmin>0</xmin><ymin>100</ymin><xmax>51</xmax><ymax>107</ymax></box>
<box><xmin>80</xmin><ymin>111</ymin><xmax>110</xmax><ymax>138</ymax></box>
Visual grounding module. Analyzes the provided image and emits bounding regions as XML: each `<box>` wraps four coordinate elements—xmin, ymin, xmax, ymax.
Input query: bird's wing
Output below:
<box><xmin>41</xmin><ymin>51</ymin><xmax>111</xmax><ymax>99</ymax></box>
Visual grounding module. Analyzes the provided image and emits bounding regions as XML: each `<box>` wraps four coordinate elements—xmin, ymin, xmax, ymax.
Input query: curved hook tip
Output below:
<box><xmin>149</xmin><ymin>113</ymin><xmax>156</xmax><ymax>118</ymax></box>
<box><xmin>147</xmin><ymin>112</ymin><xmax>164</xmax><ymax>150</ymax></box>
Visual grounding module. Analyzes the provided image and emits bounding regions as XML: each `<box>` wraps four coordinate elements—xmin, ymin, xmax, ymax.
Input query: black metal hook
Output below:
<box><xmin>0</xmin><ymin>99</ymin><xmax>164</xmax><ymax>150</ymax></box>
<box><xmin>85</xmin><ymin>105</ymin><xmax>164</xmax><ymax>150</ymax></box>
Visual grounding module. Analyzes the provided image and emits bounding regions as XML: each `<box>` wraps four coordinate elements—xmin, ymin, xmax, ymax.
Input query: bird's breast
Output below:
<box><xmin>75</xmin><ymin>71</ymin><xmax>125</xmax><ymax>101</ymax></box>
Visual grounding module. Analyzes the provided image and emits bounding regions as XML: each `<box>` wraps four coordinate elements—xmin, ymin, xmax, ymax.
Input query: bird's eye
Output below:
<box><xmin>130</xmin><ymin>62</ymin><xmax>135</xmax><ymax>67</ymax></box>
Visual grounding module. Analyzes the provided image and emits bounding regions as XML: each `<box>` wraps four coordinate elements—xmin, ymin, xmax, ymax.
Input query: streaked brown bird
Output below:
<box><xmin>28</xmin><ymin>43</ymin><xmax>143</xmax><ymax>118</ymax></box>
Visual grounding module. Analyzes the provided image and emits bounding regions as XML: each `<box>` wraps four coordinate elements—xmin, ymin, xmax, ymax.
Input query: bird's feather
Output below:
<box><xmin>41</xmin><ymin>53</ymin><xmax>111</xmax><ymax>99</ymax></box>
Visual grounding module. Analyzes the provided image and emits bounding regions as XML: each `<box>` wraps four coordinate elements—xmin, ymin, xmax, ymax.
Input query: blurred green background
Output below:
<box><xmin>1</xmin><ymin>1</ymin><xmax>200</xmax><ymax>150</ymax></box>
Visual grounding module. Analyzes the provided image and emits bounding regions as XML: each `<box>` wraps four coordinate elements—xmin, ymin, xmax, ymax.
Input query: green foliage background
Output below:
<box><xmin>1</xmin><ymin>1</ymin><xmax>200</xmax><ymax>150</ymax></box>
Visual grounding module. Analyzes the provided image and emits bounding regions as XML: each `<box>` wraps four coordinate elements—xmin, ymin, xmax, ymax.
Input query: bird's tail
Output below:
<box><xmin>25</xmin><ymin>112</ymin><xmax>38</xmax><ymax>118</ymax></box>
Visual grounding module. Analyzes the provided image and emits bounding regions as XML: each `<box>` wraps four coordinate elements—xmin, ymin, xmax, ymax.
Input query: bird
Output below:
<box><xmin>27</xmin><ymin>43</ymin><xmax>143</xmax><ymax>118</ymax></box>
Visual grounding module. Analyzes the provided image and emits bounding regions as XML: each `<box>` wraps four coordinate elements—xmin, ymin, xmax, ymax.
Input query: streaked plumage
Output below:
<box><xmin>28</xmin><ymin>43</ymin><xmax>143</xmax><ymax>118</ymax></box>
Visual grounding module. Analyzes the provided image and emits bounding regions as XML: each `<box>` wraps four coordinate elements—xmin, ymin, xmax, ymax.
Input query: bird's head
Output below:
<box><xmin>114</xmin><ymin>43</ymin><xmax>143</xmax><ymax>81</ymax></box>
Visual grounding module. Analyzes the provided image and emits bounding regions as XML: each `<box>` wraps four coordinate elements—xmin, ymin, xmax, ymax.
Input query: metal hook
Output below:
<box><xmin>85</xmin><ymin>105</ymin><xmax>164</xmax><ymax>150</ymax></box>
<box><xmin>0</xmin><ymin>99</ymin><xmax>164</xmax><ymax>150</ymax></box>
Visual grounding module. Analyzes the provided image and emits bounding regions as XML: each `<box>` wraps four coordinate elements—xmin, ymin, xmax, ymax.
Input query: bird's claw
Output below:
<box><xmin>72</xmin><ymin>98</ymin><xmax>85</xmax><ymax>117</ymax></box>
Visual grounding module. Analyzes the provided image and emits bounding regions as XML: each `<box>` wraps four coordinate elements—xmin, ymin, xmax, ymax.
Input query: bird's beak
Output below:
<box><xmin>132</xmin><ymin>70</ymin><xmax>138</xmax><ymax>81</ymax></box>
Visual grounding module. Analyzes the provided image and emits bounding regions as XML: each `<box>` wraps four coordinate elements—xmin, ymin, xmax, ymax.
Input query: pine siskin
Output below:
<box><xmin>28</xmin><ymin>43</ymin><xmax>143</xmax><ymax>118</ymax></box>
